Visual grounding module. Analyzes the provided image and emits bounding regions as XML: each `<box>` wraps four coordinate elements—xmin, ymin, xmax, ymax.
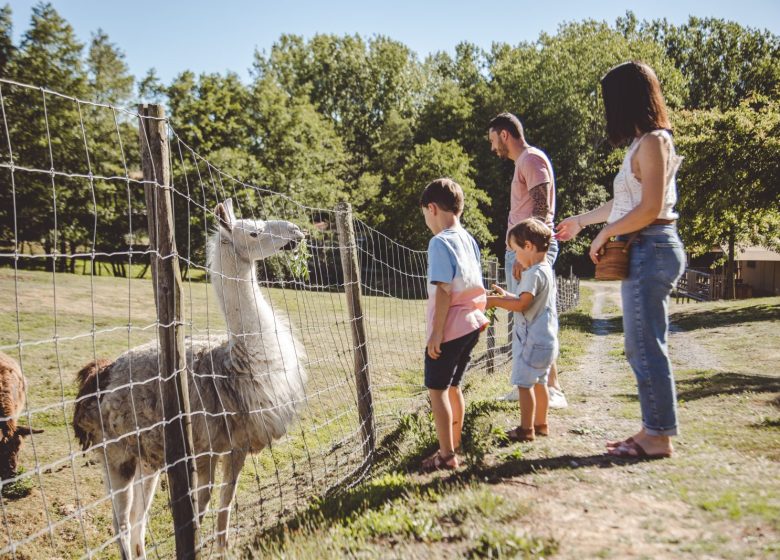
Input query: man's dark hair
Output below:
<box><xmin>488</xmin><ymin>112</ymin><xmax>524</xmax><ymax>139</ymax></box>
<box><xmin>508</xmin><ymin>218</ymin><xmax>551</xmax><ymax>252</ymax></box>
<box><xmin>600</xmin><ymin>61</ymin><xmax>672</xmax><ymax>146</ymax></box>
<box><xmin>420</xmin><ymin>178</ymin><xmax>465</xmax><ymax>215</ymax></box>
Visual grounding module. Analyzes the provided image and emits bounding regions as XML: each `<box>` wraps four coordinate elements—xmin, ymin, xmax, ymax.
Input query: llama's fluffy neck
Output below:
<box><xmin>207</xmin><ymin>233</ymin><xmax>288</xmax><ymax>374</ymax></box>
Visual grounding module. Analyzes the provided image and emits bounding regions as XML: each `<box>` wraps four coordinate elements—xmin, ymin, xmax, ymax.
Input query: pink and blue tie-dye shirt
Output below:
<box><xmin>426</xmin><ymin>226</ymin><xmax>489</xmax><ymax>343</ymax></box>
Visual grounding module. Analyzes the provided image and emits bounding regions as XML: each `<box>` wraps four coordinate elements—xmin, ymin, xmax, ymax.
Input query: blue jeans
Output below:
<box><xmin>620</xmin><ymin>224</ymin><xmax>686</xmax><ymax>436</ymax></box>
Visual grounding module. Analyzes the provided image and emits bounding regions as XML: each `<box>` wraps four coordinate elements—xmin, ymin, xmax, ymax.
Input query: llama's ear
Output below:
<box><xmin>223</xmin><ymin>198</ymin><xmax>237</xmax><ymax>223</ymax></box>
<box><xmin>215</xmin><ymin>202</ymin><xmax>233</xmax><ymax>232</ymax></box>
<box><xmin>16</xmin><ymin>426</ymin><xmax>43</xmax><ymax>437</ymax></box>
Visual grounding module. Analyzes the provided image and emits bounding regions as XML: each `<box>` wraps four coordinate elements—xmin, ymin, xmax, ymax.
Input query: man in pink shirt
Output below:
<box><xmin>488</xmin><ymin>113</ymin><xmax>567</xmax><ymax>408</ymax></box>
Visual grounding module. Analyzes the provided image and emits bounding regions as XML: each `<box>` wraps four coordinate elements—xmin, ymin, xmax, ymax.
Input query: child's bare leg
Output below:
<box><xmin>533</xmin><ymin>383</ymin><xmax>549</xmax><ymax>427</ymax></box>
<box><xmin>547</xmin><ymin>361</ymin><xmax>560</xmax><ymax>390</ymax></box>
<box><xmin>517</xmin><ymin>386</ymin><xmax>536</xmax><ymax>430</ymax></box>
<box><xmin>448</xmin><ymin>385</ymin><xmax>465</xmax><ymax>451</ymax></box>
<box><xmin>429</xmin><ymin>388</ymin><xmax>455</xmax><ymax>455</ymax></box>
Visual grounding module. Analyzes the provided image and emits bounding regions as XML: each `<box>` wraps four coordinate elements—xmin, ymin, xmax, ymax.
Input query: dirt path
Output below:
<box><xmin>494</xmin><ymin>281</ymin><xmax>778</xmax><ymax>559</ymax></box>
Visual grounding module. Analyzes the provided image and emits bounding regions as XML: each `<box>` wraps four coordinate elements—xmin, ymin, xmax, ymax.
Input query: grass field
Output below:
<box><xmin>0</xmin><ymin>266</ymin><xmax>515</xmax><ymax>558</ymax></box>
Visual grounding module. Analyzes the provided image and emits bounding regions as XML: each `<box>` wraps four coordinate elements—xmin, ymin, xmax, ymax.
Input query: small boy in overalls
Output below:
<box><xmin>487</xmin><ymin>218</ymin><xmax>558</xmax><ymax>442</ymax></box>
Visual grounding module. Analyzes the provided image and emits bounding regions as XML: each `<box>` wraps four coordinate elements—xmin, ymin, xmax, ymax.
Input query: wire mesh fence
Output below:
<box><xmin>0</xmin><ymin>78</ymin><xmax>578</xmax><ymax>559</ymax></box>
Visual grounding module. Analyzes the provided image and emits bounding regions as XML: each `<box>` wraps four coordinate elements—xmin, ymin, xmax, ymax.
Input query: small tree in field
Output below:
<box><xmin>675</xmin><ymin>96</ymin><xmax>780</xmax><ymax>298</ymax></box>
<box><xmin>378</xmin><ymin>139</ymin><xmax>493</xmax><ymax>251</ymax></box>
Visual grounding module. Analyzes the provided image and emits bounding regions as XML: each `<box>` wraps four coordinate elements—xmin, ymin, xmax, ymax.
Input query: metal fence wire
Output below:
<box><xmin>0</xmin><ymin>78</ymin><xmax>579</xmax><ymax>559</ymax></box>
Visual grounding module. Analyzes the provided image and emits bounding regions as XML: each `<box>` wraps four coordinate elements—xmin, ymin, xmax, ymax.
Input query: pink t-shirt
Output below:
<box><xmin>507</xmin><ymin>147</ymin><xmax>556</xmax><ymax>246</ymax></box>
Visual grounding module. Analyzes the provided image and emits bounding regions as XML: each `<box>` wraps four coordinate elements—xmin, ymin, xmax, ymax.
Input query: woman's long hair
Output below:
<box><xmin>600</xmin><ymin>61</ymin><xmax>671</xmax><ymax>146</ymax></box>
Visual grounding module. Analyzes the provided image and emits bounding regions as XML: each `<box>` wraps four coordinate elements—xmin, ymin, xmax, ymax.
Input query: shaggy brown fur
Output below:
<box><xmin>72</xmin><ymin>359</ymin><xmax>113</xmax><ymax>452</ymax></box>
<box><xmin>0</xmin><ymin>351</ymin><xmax>42</xmax><ymax>481</ymax></box>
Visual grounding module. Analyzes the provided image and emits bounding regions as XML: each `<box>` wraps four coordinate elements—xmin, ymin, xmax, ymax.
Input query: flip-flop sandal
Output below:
<box><xmin>606</xmin><ymin>436</ymin><xmax>634</xmax><ymax>449</ymax></box>
<box><xmin>534</xmin><ymin>424</ymin><xmax>549</xmax><ymax>437</ymax></box>
<box><xmin>505</xmin><ymin>426</ymin><xmax>535</xmax><ymax>442</ymax></box>
<box><xmin>421</xmin><ymin>451</ymin><xmax>458</xmax><ymax>472</ymax></box>
<box><xmin>607</xmin><ymin>439</ymin><xmax>672</xmax><ymax>459</ymax></box>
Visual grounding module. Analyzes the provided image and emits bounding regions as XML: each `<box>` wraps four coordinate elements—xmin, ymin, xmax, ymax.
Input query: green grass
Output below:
<box><xmin>0</xmin><ymin>266</ymin><xmax>571</xmax><ymax>557</ymax></box>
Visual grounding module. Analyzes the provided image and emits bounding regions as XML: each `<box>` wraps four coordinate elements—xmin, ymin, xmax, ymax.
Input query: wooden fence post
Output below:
<box><xmin>335</xmin><ymin>202</ymin><xmax>376</xmax><ymax>462</ymax></box>
<box><xmin>139</xmin><ymin>104</ymin><xmax>200</xmax><ymax>559</ymax></box>
<box><xmin>486</xmin><ymin>259</ymin><xmax>498</xmax><ymax>374</ymax></box>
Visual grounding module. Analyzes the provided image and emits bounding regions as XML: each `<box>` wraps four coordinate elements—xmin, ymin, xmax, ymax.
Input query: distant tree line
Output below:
<box><xmin>0</xmin><ymin>2</ymin><xmax>778</xmax><ymax>279</ymax></box>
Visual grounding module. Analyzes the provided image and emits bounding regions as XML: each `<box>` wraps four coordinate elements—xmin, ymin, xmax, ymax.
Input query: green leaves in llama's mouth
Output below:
<box><xmin>288</xmin><ymin>240</ymin><xmax>311</xmax><ymax>280</ymax></box>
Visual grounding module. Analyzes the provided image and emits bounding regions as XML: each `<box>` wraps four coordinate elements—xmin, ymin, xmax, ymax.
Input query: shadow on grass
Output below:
<box><xmin>752</xmin><ymin>418</ymin><xmax>780</xmax><ymax>430</ymax></box>
<box><xmin>246</xmin><ymin>405</ymin><xmax>661</xmax><ymax>557</ymax></box>
<box><xmin>559</xmin><ymin>309</ymin><xmax>592</xmax><ymax>334</ymax></box>
<box><xmin>676</xmin><ymin>371</ymin><xmax>780</xmax><ymax>402</ymax></box>
<box><xmin>670</xmin><ymin>302</ymin><xmax>780</xmax><ymax>331</ymax></box>
<box><xmin>476</xmin><ymin>451</ymin><xmax>666</xmax><ymax>482</ymax></box>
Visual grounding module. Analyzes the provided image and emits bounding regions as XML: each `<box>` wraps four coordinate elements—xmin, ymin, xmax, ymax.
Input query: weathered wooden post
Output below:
<box><xmin>486</xmin><ymin>259</ymin><xmax>498</xmax><ymax>374</ymax></box>
<box><xmin>335</xmin><ymin>202</ymin><xmax>376</xmax><ymax>461</ymax></box>
<box><xmin>138</xmin><ymin>104</ymin><xmax>200</xmax><ymax>559</ymax></box>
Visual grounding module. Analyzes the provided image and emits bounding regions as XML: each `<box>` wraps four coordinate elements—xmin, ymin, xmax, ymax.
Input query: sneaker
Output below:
<box><xmin>548</xmin><ymin>387</ymin><xmax>568</xmax><ymax>409</ymax></box>
<box><xmin>499</xmin><ymin>387</ymin><xmax>519</xmax><ymax>401</ymax></box>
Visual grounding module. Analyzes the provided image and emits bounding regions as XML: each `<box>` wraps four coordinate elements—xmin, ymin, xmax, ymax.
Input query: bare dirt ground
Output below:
<box><xmin>483</xmin><ymin>281</ymin><xmax>779</xmax><ymax>559</ymax></box>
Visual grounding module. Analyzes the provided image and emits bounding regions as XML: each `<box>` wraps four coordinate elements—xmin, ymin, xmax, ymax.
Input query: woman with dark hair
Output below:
<box><xmin>556</xmin><ymin>61</ymin><xmax>686</xmax><ymax>458</ymax></box>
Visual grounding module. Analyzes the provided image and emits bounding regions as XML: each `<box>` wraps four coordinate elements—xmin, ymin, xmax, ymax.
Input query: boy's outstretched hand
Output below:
<box><xmin>490</xmin><ymin>284</ymin><xmax>508</xmax><ymax>296</ymax></box>
<box><xmin>427</xmin><ymin>332</ymin><xmax>443</xmax><ymax>359</ymax></box>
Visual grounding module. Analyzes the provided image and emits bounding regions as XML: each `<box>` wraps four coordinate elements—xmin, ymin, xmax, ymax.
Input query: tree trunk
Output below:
<box><xmin>725</xmin><ymin>228</ymin><xmax>736</xmax><ymax>300</ymax></box>
<box><xmin>57</xmin><ymin>237</ymin><xmax>67</xmax><ymax>273</ymax></box>
<box><xmin>68</xmin><ymin>241</ymin><xmax>76</xmax><ymax>273</ymax></box>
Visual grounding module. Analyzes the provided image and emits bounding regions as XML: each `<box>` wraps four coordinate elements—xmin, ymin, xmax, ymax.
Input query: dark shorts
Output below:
<box><xmin>424</xmin><ymin>328</ymin><xmax>481</xmax><ymax>390</ymax></box>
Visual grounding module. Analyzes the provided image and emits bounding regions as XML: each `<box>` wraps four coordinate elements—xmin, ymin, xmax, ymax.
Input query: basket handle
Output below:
<box><xmin>621</xmin><ymin>231</ymin><xmax>641</xmax><ymax>253</ymax></box>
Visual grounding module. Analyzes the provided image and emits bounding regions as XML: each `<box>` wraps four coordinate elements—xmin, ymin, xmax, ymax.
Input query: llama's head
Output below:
<box><xmin>215</xmin><ymin>199</ymin><xmax>305</xmax><ymax>262</ymax></box>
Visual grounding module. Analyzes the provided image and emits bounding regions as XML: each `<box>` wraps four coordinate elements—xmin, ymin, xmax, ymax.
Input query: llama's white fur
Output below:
<box><xmin>73</xmin><ymin>200</ymin><xmax>307</xmax><ymax>558</ymax></box>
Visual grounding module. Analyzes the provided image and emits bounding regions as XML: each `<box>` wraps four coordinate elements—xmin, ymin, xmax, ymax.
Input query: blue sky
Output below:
<box><xmin>6</xmin><ymin>0</ymin><xmax>780</xmax><ymax>84</ymax></box>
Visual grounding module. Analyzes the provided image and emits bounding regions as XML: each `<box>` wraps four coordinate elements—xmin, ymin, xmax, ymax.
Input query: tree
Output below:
<box><xmin>86</xmin><ymin>29</ymin><xmax>134</xmax><ymax>105</ymax></box>
<box><xmin>138</xmin><ymin>68</ymin><xmax>166</xmax><ymax>104</ymax></box>
<box><xmin>1</xmin><ymin>2</ymin><xmax>88</xmax><ymax>272</ymax></box>
<box><xmin>166</xmin><ymin>71</ymin><xmax>252</xmax><ymax>155</ymax></box>
<box><xmin>477</xmin><ymin>20</ymin><xmax>686</xmax><ymax>264</ymax></box>
<box><xmin>674</xmin><ymin>96</ymin><xmax>780</xmax><ymax>298</ymax></box>
<box><xmin>82</xmin><ymin>29</ymin><xmax>140</xmax><ymax>275</ymax></box>
<box><xmin>253</xmin><ymin>34</ymin><xmax>425</xmax><ymax>175</ymax></box>
<box><xmin>378</xmin><ymin>139</ymin><xmax>493</xmax><ymax>251</ymax></box>
<box><xmin>0</xmin><ymin>4</ymin><xmax>14</xmax><ymax>77</ymax></box>
<box><xmin>247</xmin><ymin>75</ymin><xmax>351</xmax><ymax>209</ymax></box>
<box><xmin>635</xmin><ymin>15</ymin><xmax>780</xmax><ymax>111</ymax></box>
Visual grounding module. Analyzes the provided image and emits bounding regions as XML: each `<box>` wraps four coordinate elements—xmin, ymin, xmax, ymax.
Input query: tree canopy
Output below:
<box><xmin>1</xmin><ymin>3</ymin><xmax>778</xmax><ymax>282</ymax></box>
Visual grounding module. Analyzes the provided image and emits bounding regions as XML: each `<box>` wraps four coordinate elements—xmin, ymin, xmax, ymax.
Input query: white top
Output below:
<box><xmin>607</xmin><ymin>129</ymin><xmax>682</xmax><ymax>224</ymax></box>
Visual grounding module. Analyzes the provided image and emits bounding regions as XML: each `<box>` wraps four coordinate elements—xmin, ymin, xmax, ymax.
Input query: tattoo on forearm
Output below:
<box><xmin>529</xmin><ymin>183</ymin><xmax>550</xmax><ymax>220</ymax></box>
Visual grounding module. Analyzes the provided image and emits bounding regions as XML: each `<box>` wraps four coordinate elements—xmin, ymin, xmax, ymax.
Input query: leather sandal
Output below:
<box><xmin>606</xmin><ymin>436</ymin><xmax>634</xmax><ymax>449</ymax></box>
<box><xmin>421</xmin><ymin>451</ymin><xmax>458</xmax><ymax>472</ymax></box>
<box><xmin>506</xmin><ymin>426</ymin><xmax>535</xmax><ymax>442</ymax></box>
<box><xmin>534</xmin><ymin>424</ymin><xmax>549</xmax><ymax>437</ymax></box>
<box><xmin>607</xmin><ymin>439</ymin><xmax>672</xmax><ymax>459</ymax></box>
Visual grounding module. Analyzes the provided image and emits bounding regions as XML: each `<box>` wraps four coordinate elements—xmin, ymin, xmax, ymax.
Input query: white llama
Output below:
<box><xmin>73</xmin><ymin>199</ymin><xmax>307</xmax><ymax>558</ymax></box>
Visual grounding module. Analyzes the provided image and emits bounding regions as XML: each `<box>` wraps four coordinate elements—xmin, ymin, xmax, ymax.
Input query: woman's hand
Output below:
<box><xmin>512</xmin><ymin>259</ymin><xmax>523</xmax><ymax>281</ymax></box>
<box><xmin>555</xmin><ymin>216</ymin><xmax>583</xmax><ymax>241</ymax></box>
<box><xmin>589</xmin><ymin>229</ymin><xmax>611</xmax><ymax>264</ymax></box>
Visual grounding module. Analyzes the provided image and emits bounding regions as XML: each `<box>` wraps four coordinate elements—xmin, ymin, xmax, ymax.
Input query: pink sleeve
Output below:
<box><xmin>520</xmin><ymin>153</ymin><xmax>551</xmax><ymax>190</ymax></box>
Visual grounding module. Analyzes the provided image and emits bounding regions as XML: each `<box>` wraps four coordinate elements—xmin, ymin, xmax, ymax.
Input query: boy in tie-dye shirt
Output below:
<box><xmin>419</xmin><ymin>178</ymin><xmax>488</xmax><ymax>472</ymax></box>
